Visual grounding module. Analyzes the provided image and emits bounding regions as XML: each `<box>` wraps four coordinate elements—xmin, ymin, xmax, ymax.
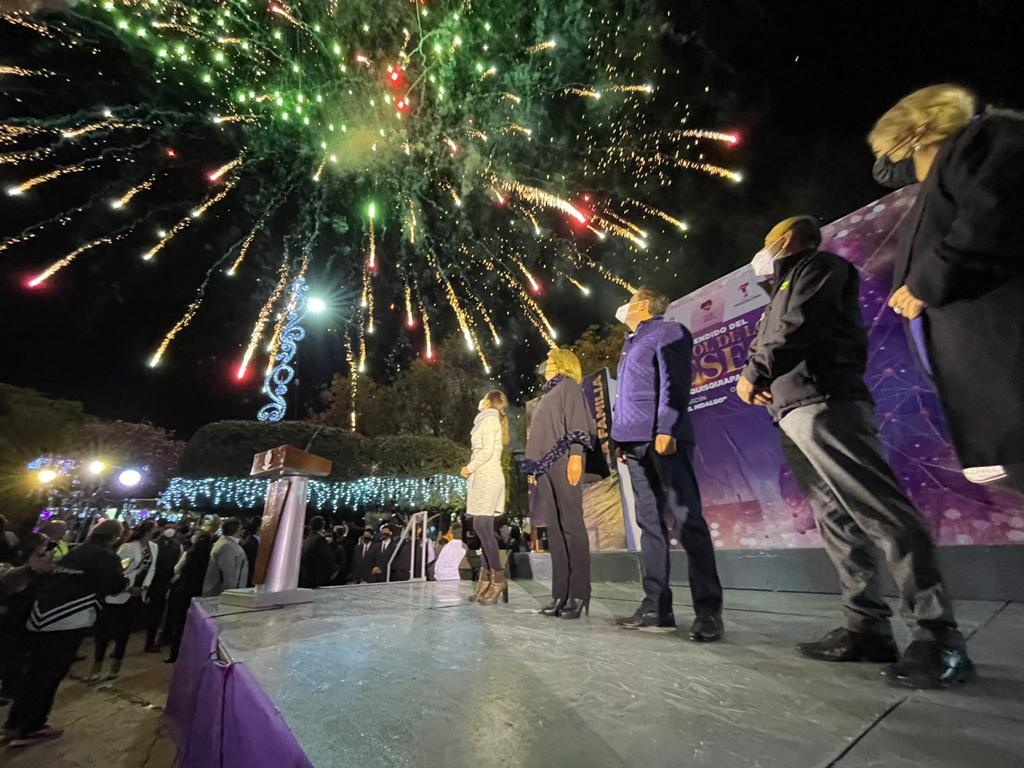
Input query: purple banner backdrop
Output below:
<box><xmin>666</xmin><ymin>188</ymin><xmax>1024</xmax><ymax>550</ymax></box>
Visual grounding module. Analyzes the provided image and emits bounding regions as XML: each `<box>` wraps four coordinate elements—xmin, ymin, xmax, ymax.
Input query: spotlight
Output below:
<box><xmin>38</xmin><ymin>469</ymin><xmax>57</xmax><ymax>484</ymax></box>
<box><xmin>88</xmin><ymin>460</ymin><xmax>106</xmax><ymax>476</ymax></box>
<box><xmin>118</xmin><ymin>469</ymin><xmax>143</xmax><ymax>488</ymax></box>
<box><xmin>307</xmin><ymin>297</ymin><xmax>327</xmax><ymax>314</ymax></box>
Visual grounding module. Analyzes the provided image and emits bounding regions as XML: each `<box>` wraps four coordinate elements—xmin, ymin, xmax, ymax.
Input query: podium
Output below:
<box><xmin>219</xmin><ymin>444</ymin><xmax>332</xmax><ymax>608</ymax></box>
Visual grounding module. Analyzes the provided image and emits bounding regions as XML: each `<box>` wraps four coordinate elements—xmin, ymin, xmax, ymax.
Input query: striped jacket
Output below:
<box><xmin>28</xmin><ymin>540</ymin><xmax>128</xmax><ymax>632</ymax></box>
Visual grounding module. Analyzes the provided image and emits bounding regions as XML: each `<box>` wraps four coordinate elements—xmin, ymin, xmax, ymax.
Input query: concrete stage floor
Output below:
<box><xmin>204</xmin><ymin>581</ymin><xmax>1024</xmax><ymax>768</ymax></box>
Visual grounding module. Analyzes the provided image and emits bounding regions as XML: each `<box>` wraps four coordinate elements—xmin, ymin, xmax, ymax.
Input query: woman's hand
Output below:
<box><xmin>567</xmin><ymin>455</ymin><xmax>583</xmax><ymax>487</ymax></box>
<box><xmin>888</xmin><ymin>285</ymin><xmax>927</xmax><ymax>319</ymax></box>
<box><xmin>460</xmin><ymin>466</ymin><xmax>471</xmax><ymax>479</ymax></box>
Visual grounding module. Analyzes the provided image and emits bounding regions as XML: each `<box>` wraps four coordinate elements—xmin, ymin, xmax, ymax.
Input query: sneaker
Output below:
<box><xmin>689</xmin><ymin>613</ymin><xmax>724</xmax><ymax>643</ymax></box>
<box><xmin>616</xmin><ymin>607</ymin><xmax>676</xmax><ymax>631</ymax></box>
<box><xmin>883</xmin><ymin>640</ymin><xmax>976</xmax><ymax>689</ymax></box>
<box><xmin>9</xmin><ymin>725</ymin><xmax>64</xmax><ymax>748</ymax></box>
<box><xmin>796</xmin><ymin>628</ymin><xmax>899</xmax><ymax>663</ymax></box>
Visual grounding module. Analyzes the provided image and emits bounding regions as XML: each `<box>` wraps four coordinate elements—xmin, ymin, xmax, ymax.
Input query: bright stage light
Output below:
<box><xmin>307</xmin><ymin>297</ymin><xmax>327</xmax><ymax>314</ymax></box>
<box><xmin>38</xmin><ymin>469</ymin><xmax>57</xmax><ymax>484</ymax></box>
<box><xmin>118</xmin><ymin>469</ymin><xmax>143</xmax><ymax>488</ymax></box>
<box><xmin>88</xmin><ymin>460</ymin><xmax>106</xmax><ymax>476</ymax></box>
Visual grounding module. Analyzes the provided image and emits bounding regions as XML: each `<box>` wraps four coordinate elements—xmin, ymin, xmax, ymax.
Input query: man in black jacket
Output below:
<box><xmin>299</xmin><ymin>516</ymin><xmax>339</xmax><ymax>589</ymax></box>
<box><xmin>145</xmin><ymin>520</ymin><xmax>182</xmax><ymax>652</ymax></box>
<box><xmin>737</xmin><ymin>216</ymin><xmax>973</xmax><ymax>690</ymax></box>
<box><xmin>3</xmin><ymin>520</ymin><xmax>127</xmax><ymax>748</ymax></box>
<box><xmin>348</xmin><ymin>527</ymin><xmax>378</xmax><ymax>584</ymax></box>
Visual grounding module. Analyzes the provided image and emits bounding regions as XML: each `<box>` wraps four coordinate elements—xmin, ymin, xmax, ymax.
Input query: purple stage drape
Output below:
<box><xmin>164</xmin><ymin>602</ymin><xmax>313</xmax><ymax>768</ymax></box>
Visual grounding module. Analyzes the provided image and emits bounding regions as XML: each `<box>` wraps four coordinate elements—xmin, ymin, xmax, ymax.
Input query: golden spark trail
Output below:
<box><xmin>111</xmin><ymin>174</ymin><xmax>156</xmax><ymax>209</ymax></box>
<box><xmin>61</xmin><ymin>120</ymin><xmax>141</xmax><ymax>140</ymax></box>
<box><xmin>502</xmin><ymin>124</ymin><xmax>533</xmax><ymax>139</ymax></box>
<box><xmin>493</xmin><ymin>178</ymin><xmax>586</xmax><ymax>223</ymax></box>
<box><xmin>1</xmin><ymin>12</ymin><xmax>54</xmax><ymax>38</ymax></box>
<box><xmin>526</xmin><ymin>39</ymin><xmax>556</xmax><ymax>54</ymax></box>
<box><xmin>148</xmin><ymin>293</ymin><xmax>204</xmax><ymax>368</ymax></box>
<box><xmin>607</xmin><ymin>84</ymin><xmax>654</xmax><ymax>94</ymax></box>
<box><xmin>0</xmin><ymin>146</ymin><xmax>54</xmax><ymax>166</ymax></box>
<box><xmin>420</xmin><ymin>302</ymin><xmax>434</xmax><ymax>360</ymax></box>
<box><xmin>627</xmin><ymin>199</ymin><xmax>688</xmax><ymax>231</ymax></box>
<box><xmin>674</xmin><ymin>129</ymin><xmax>738</xmax><ymax>144</ymax></box>
<box><xmin>562</xmin><ymin>87</ymin><xmax>601</xmax><ymax>99</ymax></box>
<box><xmin>268</xmin><ymin>2</ymin><xmax>303</xmax><ymax>28</ymax></box>
<box><xmin>208</xmin><ymin>157</ymin><xmax>241</xmax><ymax>182</ymax></box>
<box><xmin>500</xmin><ymin>93</ymin><xmax>521</xmax><ymax>104</ymax></box>
<box><xmin>265</xmin><ymin>260</ymin><xmax>309</xmax><ymax>375</ymax></box>
<box><xmin>143</xmin><ymin>179</ymin><xmax>236</xmax><ymax>261</ymax></box>
<box><xmin>227</xmin><ymin>215</ymin><xmax>265</xmax><ymax>275</ymax></box>
<box><xmin>0</xmin><ymin>66</ymin><xmax>51</xmax><ymax>77</ymax></box>
<box><xmin>237</xmin><ymin>255</ymin><xmax>289</xmax><ymax>379</ymax></box>
<box><xmin>6</xmin><ymin>161</ymin><xmax>90</xmax><ymax>195</ymax></box>
<box><xmin>27</xmin><ymin>232</ymin><xmax>127</xmax><ymax>287</ymax></box>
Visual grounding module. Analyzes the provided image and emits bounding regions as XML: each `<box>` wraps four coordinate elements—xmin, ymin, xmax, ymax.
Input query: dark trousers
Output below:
<box><xmin>164</xmin><ymin>588</ymin><xmax>193</xmax><ymax>661</ymax></box>
<box><xmin>145</xmin><ymin>584</ymin><xmax>170</xmax><ymax>648</ymax></box>
<box><xmin>621</xmin><ymin>441</ymin><xmax>723</xmax><ymax>617</ymax></box>
<box><xmin>537</xmin><ymin>455</ymin><xmax>591</xmax><ymax>601</ymax></box>
<box><xmin>472</xmin><ymin>516</ymin><xmax>503</xmax><ymax>572</ymax></box>
<box><xmin>4</xmin><ymin>630</ymin><xmax>83</xmax><ymax>736</ymax></box>
<box><xmin>779</xmin><ymin>400</ymin><xmax>960</xmax><ymax>644</ymax></box>
<box><xmin>94</xmin><ymin>598</ymin><xmax>143</xmax><ymax>663</ymax></box>
<box><xmin>0</xmin><ymin>625</ymin><xmax>30</xmax><ymax>700</ymax></box>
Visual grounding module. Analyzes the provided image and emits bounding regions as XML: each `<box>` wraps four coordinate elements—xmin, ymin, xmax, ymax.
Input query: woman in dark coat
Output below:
<box><xmin>870</xmin><ymin>84</ymin><xmax>1024</xmax><ymax>489</ymax></box>
<box><xmin>523</xmin><ymin>348</ymin><xmax>597</xmax><ymax>619</ymax></box>
<box><xmin>163</xmin><ymin>531</ymin><xmax>213</xmax><ymax>663</ymax></box>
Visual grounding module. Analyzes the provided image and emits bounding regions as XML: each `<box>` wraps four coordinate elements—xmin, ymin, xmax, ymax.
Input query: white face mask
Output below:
<box><xmin>751</xmin><ymin>236</ymin><xmax>786</xmax><ymax>277</ymax></box>
<box><xmin>163</xmin><ymin>528</ymin><xmax>177</xmax><ymax>538</ymax></box>
<box><xmin>614</xmin><ymin>302</ymin><xmax>630</xmax><ymax>324</ymax></box>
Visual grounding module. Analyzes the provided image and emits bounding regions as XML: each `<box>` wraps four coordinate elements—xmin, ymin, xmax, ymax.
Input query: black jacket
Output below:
<box><xmin>152</xmin><ymin>536</ymin><xmax>182</xmax><ymax>591</ymax></box>
<box><xmin>895</xmin><ymin>111</ymin><xmax>1024</xmax><ymax>466</ymax></box>
<box><xmin>299</xmin><ymin>533</ymin><xmax>337</xmax><ymax>589</ymax></box>
<box><xmin>348</xmin><ymin>539</ymin><xmax>378</xmax><ymax>583</ymax></box>
<box><xmin>742</xmin><ymin>249</ymin><xmax>871</xmax><ymax>421</ymax></box>
<box><xmin>28</xmin><ymin>539</ymin><xmax>127</xmax><ymax>632</ymax></box>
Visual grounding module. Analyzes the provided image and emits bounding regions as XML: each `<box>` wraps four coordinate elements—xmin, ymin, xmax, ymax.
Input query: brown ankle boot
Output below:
<box><xmin>469</xmin><ymin>568</ymin><xmax>491</xmax><ymax>602</ymax></box>
<box><xmin>478</xmin><ymin>569</ymin><xmax>507</xmax><ymax>605</ymax></box>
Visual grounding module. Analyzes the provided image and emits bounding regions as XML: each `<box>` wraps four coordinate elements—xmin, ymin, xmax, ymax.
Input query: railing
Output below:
<box><xmin>385</xmin><ymin>511</ymin><xmax>438</xmax><ymax>583</ymax></box>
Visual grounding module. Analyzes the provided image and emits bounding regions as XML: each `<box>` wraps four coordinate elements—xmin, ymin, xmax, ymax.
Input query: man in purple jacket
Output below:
<box><xmin>612</xmin><ymin>288</ymin><xmax>724</xmax><ymax>641</ymax></box>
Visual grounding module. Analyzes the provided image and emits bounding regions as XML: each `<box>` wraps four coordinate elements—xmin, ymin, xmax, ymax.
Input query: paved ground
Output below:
<box><xmin>207</xmin><ymin>581</ymin><xmax>1023</xmax><ymax>768</ymax></box>
<box><xmin>2</xmin><ymin>633</ymin><xmax>177</xmax><ymax>767</ymax></box>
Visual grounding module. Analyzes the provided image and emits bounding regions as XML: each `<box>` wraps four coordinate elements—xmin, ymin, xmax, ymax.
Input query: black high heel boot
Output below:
<box><xmin>539</xmin><ymin>597</ymin><xmax>566</xmax><ymax>616</ymax></box>
<box><xmin>559</xmin><ymin>597</ymin><xmax>590</xmax><ymax>620</ymax></box>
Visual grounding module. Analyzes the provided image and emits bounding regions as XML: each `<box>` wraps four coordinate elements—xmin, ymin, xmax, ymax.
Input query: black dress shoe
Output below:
<box><xmin>883</xmin><ymin>640</ymin><xmax>976</xmax><ymax>689</ymax></box>
<box><xmin>559</xmin><ymin>597</ymin><xmax>590</xmax><ymax>620</ymax></box>
<box><xmin>796</xmin><ymin>628</ymin><xmax>898</xmax><ymax>662</ymax></box>
<box><xmin>617</xmin><ymin>608</ymin><xmax>676</xmax><ymax>630</ymax></box>
<box><xmin>539</xmin><ymin>598</ymin><xmax>565</xmax><ymax>617</ymax></box>
<box><xmin>689</xmin><ymin>613</ymin><xmax>723</xmax><ymax>643</ymax></box>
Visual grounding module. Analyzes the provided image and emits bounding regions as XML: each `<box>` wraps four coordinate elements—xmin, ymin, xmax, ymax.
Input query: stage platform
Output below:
<box><xmin>197</xmin><ymin>581</ymin><xmax>1024</xmax><ymax>768</ymax></box>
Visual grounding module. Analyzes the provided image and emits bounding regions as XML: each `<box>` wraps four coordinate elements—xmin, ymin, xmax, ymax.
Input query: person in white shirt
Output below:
<box><xmin>432</xmin><ymin>526</ymin><xmax>468</xmax><ymax>581</ymax></box>
<box><xmin>90</xmin><ymin>519</ymin><xmax>158</xmax><ymax>681</ymax></box>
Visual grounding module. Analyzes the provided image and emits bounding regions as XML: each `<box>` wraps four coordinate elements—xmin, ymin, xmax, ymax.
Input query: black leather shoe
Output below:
<box><xmin>559</xmin><ymin>597</ymin><xmax>590</xmax><ymax>620</ymax></box>
<box><xmin>689</xmin><ymin>613</ymin><xmax>723</xmax><ymax>643</ymax></box>
<box><xmin>617</xmin><ymin>608</ymin><xmax>676</xmax><ymax>630</ymax></box>
<box><xmin>539</xmin><ymin>598</ymin><xmax>565</xmax><ymax>617</ymax></box>
<box><xmin>883</xmin><ymin>640</ymin><xmax>976</xmax><ymax>689</ymax></box>
<box><xmin>796</xmin><ymin>628</ymin><xmax>898</xmax><ymax>662</ymax></box>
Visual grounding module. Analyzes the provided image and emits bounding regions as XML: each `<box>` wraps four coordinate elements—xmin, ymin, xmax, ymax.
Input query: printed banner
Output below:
<box><xmin>666</xmin><ymin>188</ymin><xmax>1024</xmax><ymax>549</ymax></box>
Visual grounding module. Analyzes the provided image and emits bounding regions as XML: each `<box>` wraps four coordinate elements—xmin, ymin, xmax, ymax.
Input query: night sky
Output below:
<box><xmin>2</xmin><ymin>0</ymin><xmax>1022</xmax><ymax>437</ymax></box>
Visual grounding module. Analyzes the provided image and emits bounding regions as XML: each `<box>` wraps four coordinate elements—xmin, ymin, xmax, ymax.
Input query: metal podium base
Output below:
<box><xmin>218</xmin><ymin>587</ymin><xmax>315</xmax><ymax>608</ymax></box>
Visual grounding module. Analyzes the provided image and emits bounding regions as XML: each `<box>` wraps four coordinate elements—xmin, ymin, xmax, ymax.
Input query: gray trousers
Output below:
<box><xmin>779</xmin><ymin>400</ymin><xmax>961</xmax><ymax>645</ymax></box>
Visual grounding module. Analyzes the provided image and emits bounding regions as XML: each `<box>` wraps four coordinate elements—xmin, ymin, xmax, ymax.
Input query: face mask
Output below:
<box><xmin>751</xmin><ymin>236</ymin><xmax>785</xmax><ymax>278</ymax></box>
<box><xmin>163</xmin><ymin>528</ymin><xmax>177</xmax><ymax>538</ymax></box>
<box><xmin>614</xmin><ymin>302</ymin><xmax>630</xmax><ymax>324</ymax></box>
<box><xmin>872</xmin><ymin>154</ymin><xmax>918</xmax><ymax>189</ymax></box>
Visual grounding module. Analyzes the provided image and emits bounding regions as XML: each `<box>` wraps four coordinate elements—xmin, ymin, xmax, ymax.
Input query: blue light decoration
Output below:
<box><xmin>257</xmin><ymin>277</ymin><xmax>309</xmax><ymax>423</ymax></box>
<box><xmin>157</xmin><ymin>474</ymin><xmax>468</xmax><ymax>512</ymax></box>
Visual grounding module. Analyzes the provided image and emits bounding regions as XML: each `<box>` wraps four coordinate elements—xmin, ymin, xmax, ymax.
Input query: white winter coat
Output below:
<box><xmin>465</xmin><ymin>409</ymin><xmax>506</xmax><ymax>516</ymax></box>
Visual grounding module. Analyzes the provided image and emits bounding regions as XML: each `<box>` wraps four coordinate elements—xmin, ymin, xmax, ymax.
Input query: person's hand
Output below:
<box><xmin>567</xmin><ymin>455</ymin><xmax>583</xmax><ymax>487</ymax></box>
<box><xmin>27</xmin><ymin>547</ymin><xmax>55</xmax><ymax>574</ymax></box>
<box><xmin>654</xmin><ymin>435</ymin><xmax>677</xmax><ymax>456</ymax></box>
<box><xmin>460</xmin><ymin>466</ymin><xmax>471</xmax><ymax>479</ymax></box>
<box><xmin>371</xmin><ymin>566</ymin><xmax>382</xmax><ymax>575</ymax></box>
<box><xmin>527</xmin><ymin>475</ymin><xmax>537</xmax><ymax>486</ymax></box>
<box><xmin>888</xmin><ymin>285</ymin><xmax>927</xmax><ymax>319</ymax></box>
<box><xmin>736</xmin><ymin>377</ymin><xmax>772</xmax><ymax>406</ymax></box>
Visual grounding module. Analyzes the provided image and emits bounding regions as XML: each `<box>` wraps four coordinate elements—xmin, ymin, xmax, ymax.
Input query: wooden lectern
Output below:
<box><xmin>219</xmin><ymin>444</ymin><xmax>332</xmax><ymax>608</ymax></box>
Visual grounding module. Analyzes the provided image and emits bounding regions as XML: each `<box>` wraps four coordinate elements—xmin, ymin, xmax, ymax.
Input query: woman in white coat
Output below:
<box><xmin>461</xmin><ymin>390</ymin><xmax>510</xmax><ymax>605</ymax></box>
<box><xmin>90</xmin><ymin>519</ymin><xmax>157</xmax><ymax>681</ymax></box>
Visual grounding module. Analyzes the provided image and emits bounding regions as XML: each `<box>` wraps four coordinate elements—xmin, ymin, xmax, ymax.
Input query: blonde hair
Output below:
<box><xmin>869</xmin><ymin>84</ymin><xmax>976</xmax><ymax>154</ymax></box>
<box><xmin>546</xmin><ymin>347</ymin><xmax>583</xmax><ymax>384</ymax></box>
<box><xmin>483</xmin><ymin>390</ymin><xmax>511</xmax><ymax>446</ymax></box>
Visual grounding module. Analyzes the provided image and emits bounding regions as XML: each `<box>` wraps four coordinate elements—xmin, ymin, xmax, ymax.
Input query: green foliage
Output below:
<box><xmin>177</xmin><ymin>420</ymin><xmax>467</xmax><ymax>480</ymax></box>
<box><xmin>571</xmin><ymin>324</ymin><xmax>626</xmax><ymax>377</ymax></box>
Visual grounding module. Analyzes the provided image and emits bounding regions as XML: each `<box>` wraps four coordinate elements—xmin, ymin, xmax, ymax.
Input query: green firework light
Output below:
<box><xmin>1</xmin><ymin>1</ymin><xmax>741</xmax><ymax>395</ymax></box>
